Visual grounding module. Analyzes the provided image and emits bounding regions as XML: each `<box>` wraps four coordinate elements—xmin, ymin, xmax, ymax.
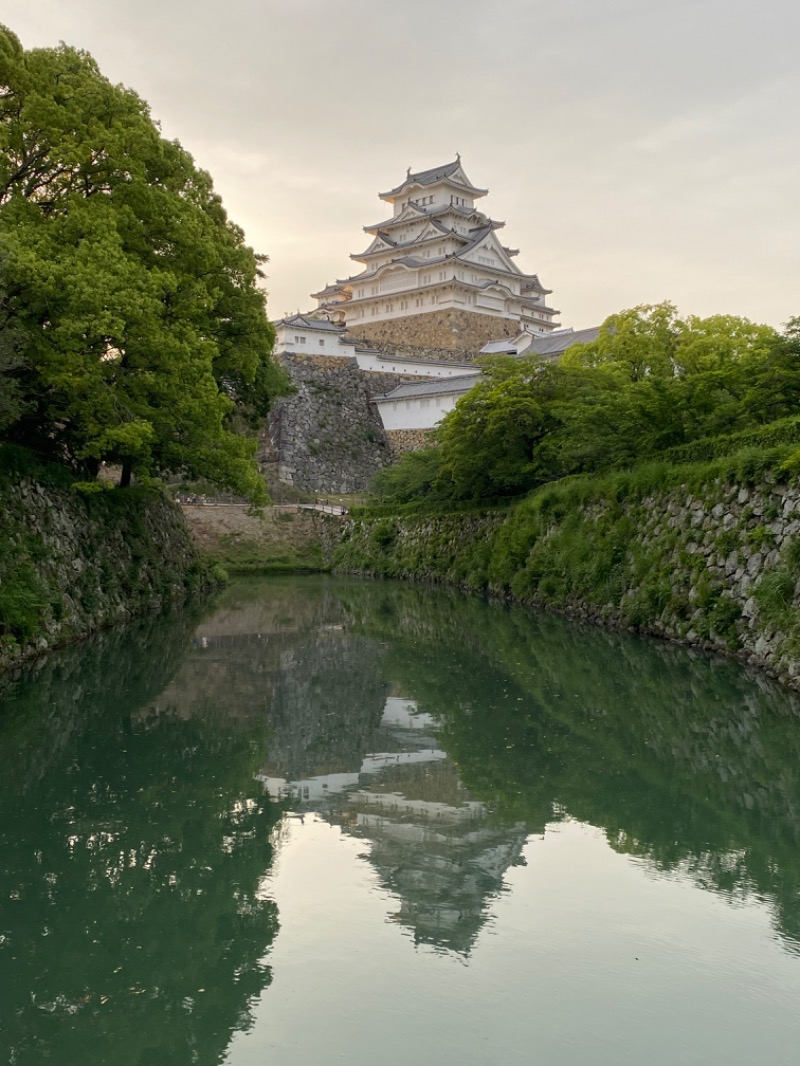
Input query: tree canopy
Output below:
<box><xmin>0</xmin><ymin>25</ymin><xmax>282</xmax><ymax>500</ymax></box>
<box><xmin>372</xmin><ymin>302</ymin><xmax>800</xmax><ymax>506</ymax></box>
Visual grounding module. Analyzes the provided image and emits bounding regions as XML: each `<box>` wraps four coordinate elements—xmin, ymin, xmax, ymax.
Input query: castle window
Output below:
<box><xmin>319</xmin><ymin>339</ymin><xmax>325</xmax><ymax>347</ymax></box>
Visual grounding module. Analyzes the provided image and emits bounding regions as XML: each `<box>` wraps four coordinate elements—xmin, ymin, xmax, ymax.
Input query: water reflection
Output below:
<box><xmin>0</xmin><ymin>606</ymin><xmax>282</xmax><ymax>1066</ymax></box>
<box><xmin>3</xmin><ymin>576</ymin><xmax>800</xmax><ymax>1064</ymax></box>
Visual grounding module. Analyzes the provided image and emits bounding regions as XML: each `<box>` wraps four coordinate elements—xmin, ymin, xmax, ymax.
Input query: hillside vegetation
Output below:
<box><xmin>335</xmin><ymin>303</ymin><xmax>800</xmax><ymax>684</ymax></box>
<box><xmin>371</xmin><ymin>303</ymin><xmax>800</xmax><ymax>507</ymax></box>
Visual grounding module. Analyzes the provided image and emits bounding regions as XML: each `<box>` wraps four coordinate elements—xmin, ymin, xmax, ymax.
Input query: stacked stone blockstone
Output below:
<box><xmin>268</xmin><ymin>354</ymin><xmax>393</xmax><ymax>494</ymax></box>
<box><xmin>385</xmin><ymin>429</ymin><xmax>436</xmax><ymax>457</ymax></box>
<box><xmin>347</xmin><ymin>308</ymin><xmax>518</xmax><ymax>353</ymax></box>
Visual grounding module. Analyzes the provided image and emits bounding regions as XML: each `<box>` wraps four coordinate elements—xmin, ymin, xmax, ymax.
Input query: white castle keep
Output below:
<box><xmin>310</xmin><ymin>157</ymin><xmax>560</xmax><ymax>335</ymax></box>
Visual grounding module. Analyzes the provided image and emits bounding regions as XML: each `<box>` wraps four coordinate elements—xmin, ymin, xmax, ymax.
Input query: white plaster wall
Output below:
<box><xmin>345</xmin><ymin>288</ymin><xmax>514</xmax><ymax>324</ymax></box>
<box><xmin>275</xmin><ymin>325</ymin><xmax>351</xmax><ymax>356</ymax></box>
<box><xmin>356</xmin><ymin>352</ymin><xmax>478</xmax><ymax>378</ymax></box>
<box><xmin>376</xmin><ymin>392</ymin><xmax>465</xmax><ymax>431</ymax></box>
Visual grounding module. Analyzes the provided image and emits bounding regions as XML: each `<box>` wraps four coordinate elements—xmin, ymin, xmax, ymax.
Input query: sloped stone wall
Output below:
<box><xmin>268</xmin><ymin>355</ymin><xmax>392</xmax><ymax>493</ymax></box>
<box><xmin>332</xmin><ymin>473</ymin><xmax>800</xmax><ymax>691</ymax></box>
<box><xmin>0</xmin><ymin>477</ymin><xmax>207</xmax><ymax>672</ymax></box>
<box><xmin>354</xmin><ymin>338</ymin><xmax>480</xmax><ymax>365</ymax></box>
<box><xmin>348</xmin><ymin>308</ymin><xmax>519</xmax><ymax>352</ymax></box>
<box><xmin>386</xmin><ymin>429</ymin><xmax>436</xmax><ymax>456</ymax></box>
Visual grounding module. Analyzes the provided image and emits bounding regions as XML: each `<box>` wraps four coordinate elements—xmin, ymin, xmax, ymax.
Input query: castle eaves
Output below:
<box><xmin>274</xmin><ymin>313</ymin><xmax>345</xmax><ymax>332</ymax></box>
<box><xmin>374</xmin><ymin>374</ymin><xmax>481</xmax><ymax>402</ymax></box>
<box><xmin>363</xmin><ymin>202</ymin><xmax>483</xmax><ymax>234</ymax></box>
<box><xmin>379</xmin><ymin>159</ymin><xmax>488</xmax><ymax>200</ymax></box>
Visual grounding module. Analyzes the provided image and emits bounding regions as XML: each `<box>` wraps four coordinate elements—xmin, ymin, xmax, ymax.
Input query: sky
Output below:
<box><xmin>3</xmin><ymin>0</ymin><xmax>799</xmax><ymax>330</ymax></box>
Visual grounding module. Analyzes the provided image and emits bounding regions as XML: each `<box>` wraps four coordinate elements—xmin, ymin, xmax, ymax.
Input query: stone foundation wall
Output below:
<box><xmin>348</xmin><ymin>309</ymin><xmax>519</xmax><ymax>353</ymax></box>
<box><xmin>386</xmin><ymin>429</ymin><xmax>436</xmax><ymax>456</ymax></box>
<box><xmin>358</xmin><ymin>370</ymin><xmax>439</xmax><ymax>398</ymax></box>
<box><xmin>0</xmin><ymin>474</ymin><xmax>207</xmax><ymax>673</ymax></box>
<box><xmin>331</xmin><ymin>473</ymin><xmax>800</xmax><ymax>691</ymax></box>
<box><xmin>353</xmin><ymin>339</ymin><xmax>480</xmax><ymax>365</ymax></box>
<box><xmin>268</xmin><ymin>354</ymin><xmax>392</xmax><ymax>493</ymax></box>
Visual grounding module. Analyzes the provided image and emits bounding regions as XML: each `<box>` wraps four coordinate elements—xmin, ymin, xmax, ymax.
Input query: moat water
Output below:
<box><xmin>2</xmin><ymin>576</ymin><xmax>800</xmax><ymax>1065</ymax></box>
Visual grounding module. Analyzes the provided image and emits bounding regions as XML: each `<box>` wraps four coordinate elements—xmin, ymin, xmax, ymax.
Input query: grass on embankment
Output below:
<box><xmin>336</xmin><ymin>437</ymin><xmax>800</xmax><ymax>670</ymax></box>
<box><xmin>180</xmin><ymin>504</ymin><xmax>331</xmax><ymax>575</ymax></box>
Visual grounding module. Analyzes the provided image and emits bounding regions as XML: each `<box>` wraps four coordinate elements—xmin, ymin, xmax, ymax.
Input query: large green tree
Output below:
<box><xmin>0</xmin><ymin>260</ymin><xmax>26</xmax><ymax>432</ymax></box>
<box><xmin>0</xmin><ymin>26</ymin><xmax>282</xmax><ymax>499</ymax></box>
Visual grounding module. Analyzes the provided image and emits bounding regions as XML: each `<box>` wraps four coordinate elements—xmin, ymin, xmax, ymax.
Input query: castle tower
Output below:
<box><xmin>311</xmin><ymin>158</ymin><xmax>559</xmax><ymax>350</ymax></box>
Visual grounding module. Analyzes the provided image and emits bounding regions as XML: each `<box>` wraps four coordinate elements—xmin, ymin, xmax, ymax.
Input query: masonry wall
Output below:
<box><xmin>0</xmin><ymin>471</ymin><xmax>208</xmax><ymax>673</ymax></box>
<box><xmin>266</xmin><ymin>352</ymin><xmax>461</xmax><ymax>492</ymax></box>
<box><xmin>348</xmin><ymin>308</ymin><xmax>519</xmax><ymax>353</ymax></box>
<box><xmin>332</xmin><ymin>473</ymin><xmax>800</xmax><ymax>691</ymax></box>
<box><xmin>268</xmin><ymin>355</ymin><xmax>393</xmax><ymax>493</ymax></box>
<box><xmin>385</xmin><ymin>429</ymin><xmax>436</xmax><ymax>456</ymax></box>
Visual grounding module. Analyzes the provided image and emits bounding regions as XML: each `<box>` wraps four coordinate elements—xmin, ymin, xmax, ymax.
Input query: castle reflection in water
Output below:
<box><xmin>261</xmin><ymin>697</ymin><xmax>529</xmax><ymax>955</ymax></box>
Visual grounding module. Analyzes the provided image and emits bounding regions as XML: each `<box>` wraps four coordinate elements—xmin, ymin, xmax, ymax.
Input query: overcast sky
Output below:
<box><xmin>4</xmin><ymin>0</ymin><xmax>799</xmax><ymax>329</ymax></box>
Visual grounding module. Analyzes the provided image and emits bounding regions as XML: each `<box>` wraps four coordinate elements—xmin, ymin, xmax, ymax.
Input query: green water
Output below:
<box><xmin>2</xmin><ymin>576</ymin><xmax>800</xmax><ymax>1065</ymax></box>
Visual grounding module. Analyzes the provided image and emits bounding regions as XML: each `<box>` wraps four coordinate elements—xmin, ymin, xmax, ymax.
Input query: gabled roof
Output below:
<box><xmin>364</xmin><ymin>202</ymin><xmax>489</xmax><ymax>234</ymax></box>
<box><xmin>480</xmin><ymin>326</ymin><xmax>600</xmax><ymax>358</ymax></box>
<box><xmin>520</xmin><ymin>275</ymin><xmax>551</xmax><ymax>295</ymax></box>
<box><xmin>350</xmin><ymin>230</ymin><xmax>400</xmax><ymax>262</ymax></box>
<box><xmin>374</xmin><ymin>373</ymin><xmax>481</xmax><ymax>402</ymax></box>
<box><xmin>310</xmin><ymin>281</ymin><xmax>349</xmax><ymax>300</ymax></box>
<box><xmin>274</xmin><ymin>313</ymin><xmax>345</xmax><ymax>333</ymax></box>
<box><xmin>379</xmin><ymin>157</ymin><xmax>488</xmax><ymax>201</ymax></box>
<box><xmin>523</xmin><ymin>326</ymin><xmax>601</xmax><ymax>357</ymax></box>
<box><xmin>480</xmin><ymin>338</ymin><xmax>519</xmax><ymax>355</ymax></box>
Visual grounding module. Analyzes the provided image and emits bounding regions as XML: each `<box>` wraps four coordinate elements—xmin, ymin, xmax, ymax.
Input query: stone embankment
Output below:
<box><xmin>268</xmin><ymin>354</ymin><xmax>392</xmax><ymax>493</ymax></box>
<box><xmin>0</xmin><ymin>477</ymin><xmax>208</xmax><ymax>673</ymax></box>
<box><xmin>332</xmin><ymin>473</ymin><xmax>800</xmax><ymax>690</ymax></box>
<box><xmin>385</xmin><ymin>428</ymin><xmax>435</xmax><ymax>456</ymax></box>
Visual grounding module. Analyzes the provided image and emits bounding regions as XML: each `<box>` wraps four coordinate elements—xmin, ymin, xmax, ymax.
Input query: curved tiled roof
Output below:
<box><xmin>364</xmin><ymin>202</ymin><xmax>485</xmax><ymax>234</ymax></box>
<box><xmin>479</xmin><ymin>327</ymin><xmax>598</xmax><ymax>357</ymax></box>
<box><xmin>525</xmin><ymin>326</ymin><xmax>601</xmax><ymax>356</ymax></box>
<box><xmin>274</xmin><ymin>313</ymin><xmax>345</xmax><ymax>332</ymax></box>
<box><xmin>374</xmin><ymin>373</ymin><xmax>481</xmax><ymax>402</ymax></box>
<box><xmin>346</xmin><ymin>224</ymin><xmax>522</xmax><ymax>285</ymax></box>
<box><xmin>379</xmin><ymin>158</ymin><xmax>488</xmax><ymax>200</ymax></box>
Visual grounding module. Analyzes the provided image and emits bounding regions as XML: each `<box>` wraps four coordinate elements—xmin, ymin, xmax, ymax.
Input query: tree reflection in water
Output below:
<box><xmin>0</xmin><ymin>606</ymin><xmax>282</xmax><ymax>1066</ymax></box>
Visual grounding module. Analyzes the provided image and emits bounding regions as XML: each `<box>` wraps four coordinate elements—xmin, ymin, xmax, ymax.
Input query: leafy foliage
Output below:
<box><xmin>0</xmin><ymin>26</ymin><xmax>284</xmax><ymax>501</ymax></box>
<box><xmin>373</xmin><ymin>302</ymin><xmax>798</xmax><ymax>506</ymax></box>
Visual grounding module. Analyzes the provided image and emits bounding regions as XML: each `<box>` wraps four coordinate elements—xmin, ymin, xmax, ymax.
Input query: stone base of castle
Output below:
<box><xmin>347</xmin><ymin>308</ymin><xmax>519</xmax><ymax>353</ymax></box>
<box><xmin>385</xmin><ymin>429</ymin><xmax>436</xmax><ymax>457</ymax></box>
